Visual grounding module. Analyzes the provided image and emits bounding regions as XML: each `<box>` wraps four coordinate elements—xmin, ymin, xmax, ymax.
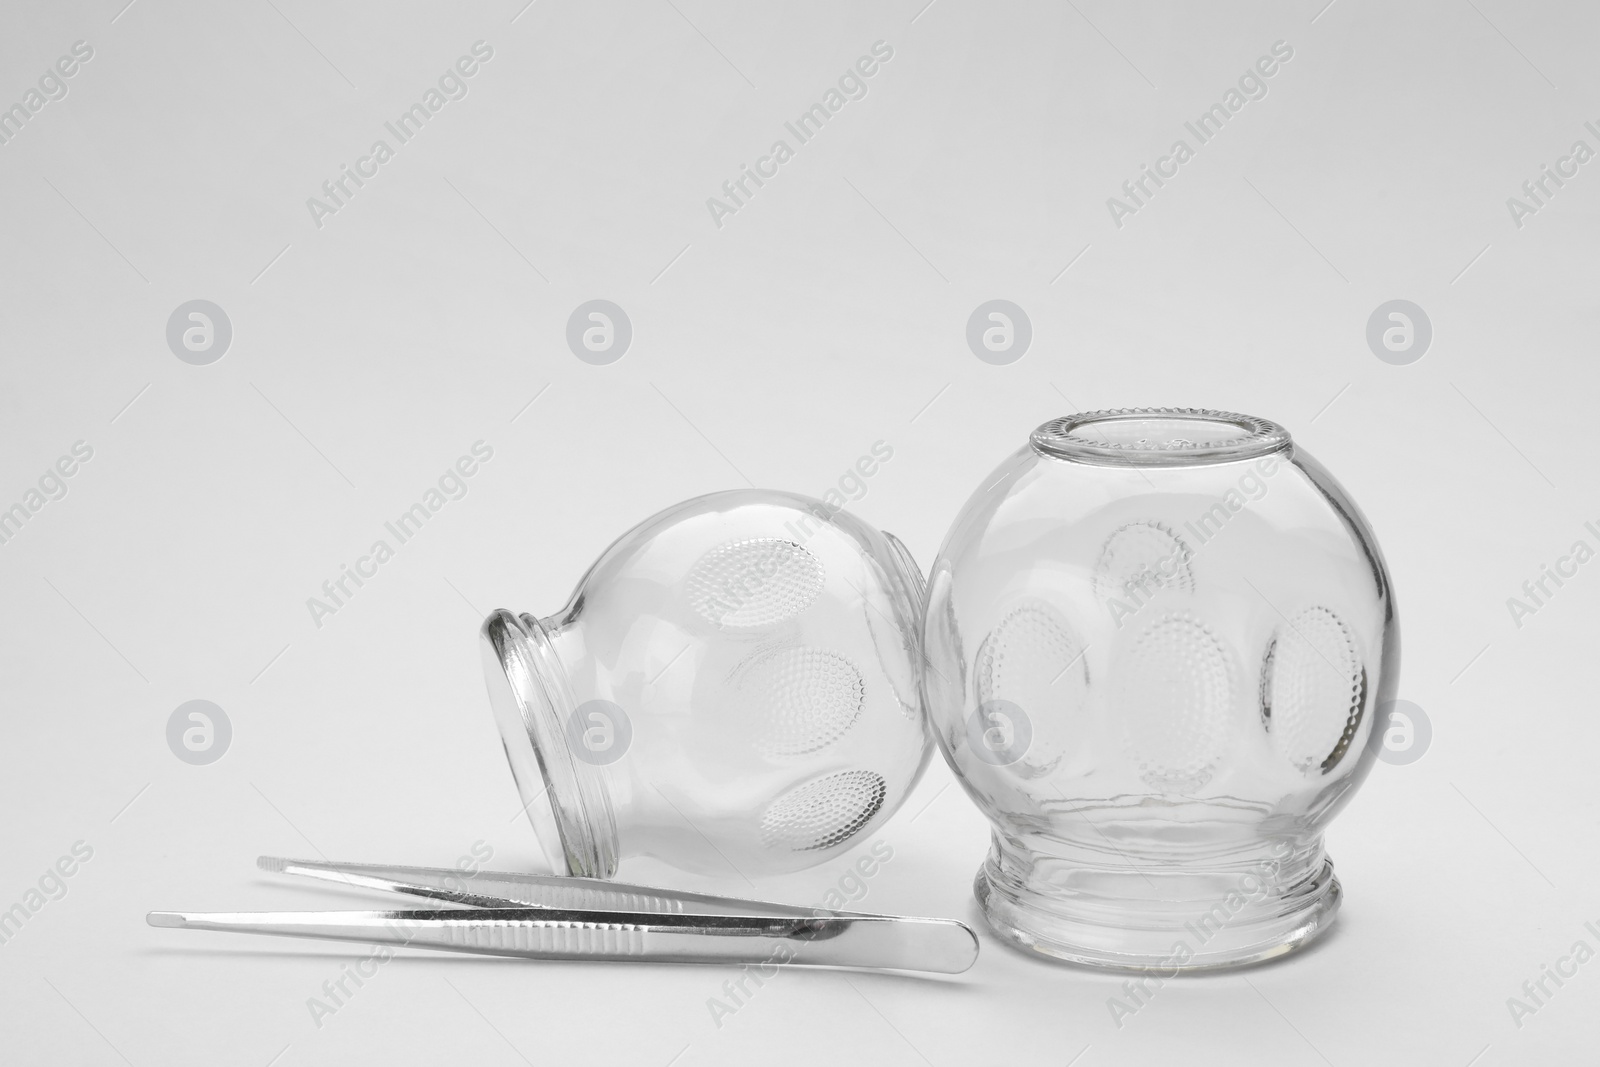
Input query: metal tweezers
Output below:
<box><xmin>147</xmin><ymin>857</ymin><xmax>979</xmax><ymax>974</ymax></box>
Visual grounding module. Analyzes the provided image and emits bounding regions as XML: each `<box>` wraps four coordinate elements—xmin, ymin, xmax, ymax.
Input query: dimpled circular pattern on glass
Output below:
<box><xmin>683</xmin><ymin>538</ymin><xmax>825</xmax><ymax>630</ymax></box>
<box><xmin>978</xmin><ymin>601</ymin><xmax>1085</xmax><ymax>710</ymax></box>
<box><xmin>1260</xmin><ymin>606</ymin><xmax>1366</xmax><ymax>776</ymax></box>
<box><xmin>736</xmin><ymin>646</ymin><xmax>866</xmax><ymax>758</ymax></box>
<box><xmin>1092</xmin><ymin>521</ymin><xmax>1195</xmax><ymax>603</ymax></box>
<box><xmin>1115</xmin><ymin>611</ymin><xmax>1235</xmax><ymax>792</ymax></box>
<box><xmin>760</xmin><ymin>770</ymin><xmax>887</xmax><ymax>851</ymax></box>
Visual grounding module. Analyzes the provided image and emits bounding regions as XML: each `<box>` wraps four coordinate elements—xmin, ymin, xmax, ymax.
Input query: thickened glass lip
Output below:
<box><xmin>480</xmin><ymin>608</ymin><xmax>614</xmax><ymax>879</ymax></box>
<box><xmin>1030</xmin><ymin>408</ymin><xmax>1291</xmax><ymax>467</ymax></box>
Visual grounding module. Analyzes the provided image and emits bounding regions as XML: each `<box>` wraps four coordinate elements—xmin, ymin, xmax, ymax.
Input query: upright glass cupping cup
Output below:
<box><xmin>483</xmin><ymin>490</ymin><xmax>931</xmax><ymax>880</ymax></box>
<box><xmin>924</xmin><ymin>410</ymin><xmax>1399</xmax><ymax>970</ymax></box>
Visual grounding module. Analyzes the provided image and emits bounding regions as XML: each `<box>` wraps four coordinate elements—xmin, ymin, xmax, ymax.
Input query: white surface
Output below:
<box><xmin>1</xmin><ymin>0</ymin><xmax>1596</xmax><ymax>1063</ymax></box>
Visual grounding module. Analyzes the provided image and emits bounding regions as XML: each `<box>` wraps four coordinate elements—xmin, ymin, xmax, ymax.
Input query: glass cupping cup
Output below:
<box><xmin>923</xmin><ymin>409</ymin><xmax>1399</xmax><ymax>970</ymax></box>
<box><xmin>483</xmin><ymin>490</ymin><xmax>932</xmax><ymax>880</ymax></box>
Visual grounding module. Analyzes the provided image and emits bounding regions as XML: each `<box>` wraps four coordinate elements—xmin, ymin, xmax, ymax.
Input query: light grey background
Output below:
<box><xmin>1</xmin><ymin>0</ymin><xmax>1596</xmax><ymax>1063</ymax></box>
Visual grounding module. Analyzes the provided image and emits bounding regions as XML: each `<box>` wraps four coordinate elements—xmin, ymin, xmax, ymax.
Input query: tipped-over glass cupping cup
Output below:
<box><xmin>923</xmin><ymin>409</ymin><xmax>1399</xmax><ymax>970</ymax></box>
<box><xmin>482</xmin><ymin>490</ymin><xmax>931</xmax><ymax>880</ymax></box>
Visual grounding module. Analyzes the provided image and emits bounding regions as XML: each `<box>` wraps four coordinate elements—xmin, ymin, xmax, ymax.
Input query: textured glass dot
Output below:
<box><xmin>1092</xmin><ymin>521</ymin><xmax>1195</xmax><ymax>605</ymax></box>
<box><xmin>759</xmin><ymin>771</ymin><xmax>887</xmax><ymax>851</ymax></box>
<box><xmin>1116</xmin><ymin>612</ymin><xmax>1235</xmax><ymax>792</ymax></box>
<box><xmin>975</xmin><ymin>601</ymin><xmax>1086</xmax><ymax>758</ymax></box>
<box><xmin>1260</xmin><ymin>606</ymin><xmax>1366</xmax><ymax>775</ymax></box>
<box><xmin>736</xmin><ymin>646</ymin><xmax>865</xmax><ymax>758</ymax></box>
<box><xmin>684</xmin><ymin>538</ymin><xmax>825</xmax><ymax>630</ymax></box>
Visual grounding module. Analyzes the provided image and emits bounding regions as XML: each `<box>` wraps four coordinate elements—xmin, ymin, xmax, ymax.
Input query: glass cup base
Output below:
<box><xmin>973</xmin><ymin>842</ymin><xmax>1342</xmax><ymax>972</ymax></box>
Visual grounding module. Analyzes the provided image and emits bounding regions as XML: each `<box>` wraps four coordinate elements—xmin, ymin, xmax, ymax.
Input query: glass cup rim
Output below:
<box><xmin>481</xmin><ymin>608</ymin><xmax>618</xmax><ymax>878</ymax></box>
<box><xmin>1031</xmin><ymin>408</ymin><xmax>1291</xmax><ymax>467</ymax></box>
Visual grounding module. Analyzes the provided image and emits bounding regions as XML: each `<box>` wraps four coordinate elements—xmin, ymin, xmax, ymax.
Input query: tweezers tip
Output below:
<box><xmin>146</xmin><ymin>911</ymin><xmax>187</xmax><ymax>928</ymax></box>
<box><xmin>256</xmin><ymin>856</ymin><xmax>290</xmax><ymax>873</ymax></box>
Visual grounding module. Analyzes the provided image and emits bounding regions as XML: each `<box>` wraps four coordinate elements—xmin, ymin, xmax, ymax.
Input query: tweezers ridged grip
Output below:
<box><xmin>430</xmin><ymin>918</ymin><xmax>648</xmax><ymax>956</ymax></box>
<box><xmin>515</xmin><ymin>886</ymin><xmax>684</xmax><ymax>914</ymax></box>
